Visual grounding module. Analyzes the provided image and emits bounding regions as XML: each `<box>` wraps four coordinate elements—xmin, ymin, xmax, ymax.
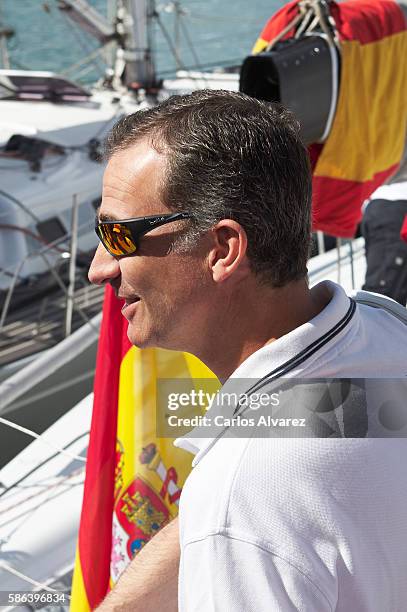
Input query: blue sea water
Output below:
<box><xmin>1</xmin><ymin>0</ymin><xmax>284</xmax><ymax>83</ymax></box>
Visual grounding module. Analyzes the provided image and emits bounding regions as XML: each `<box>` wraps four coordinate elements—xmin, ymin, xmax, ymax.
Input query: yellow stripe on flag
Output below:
<box><xmin>314</xmin><ymin>32</ymin><xmax>407</xmax><ymax>181</ymax></box>
<box><xmin>70</xmin><ymin>549</ymin><xmax>91</xmax><ymax>612</ymax></box>
<box><xmin>110</xmin><ymin>347</ymin><xmax>219</xmax><ymax>587</ymax></box>
<box><xmin>252</xmin><ymin>37</ymin><xmax>268</xmax><ymax>54</ymax></box>
<box><xmin>116</xmin><ymin>347</ymin><xmax>218</xmax><ymax>506</ymax></box>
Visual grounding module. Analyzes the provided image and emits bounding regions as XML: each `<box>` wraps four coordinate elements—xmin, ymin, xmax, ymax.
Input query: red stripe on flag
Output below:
<box><xmin>312</xmin><ymin>164</ymin><xmax>400</xmax><ymax>238</ymax></box>
<box><xmin>401</xmin><ymin>215</ymin><xmax>407</xmax><ymax>244</ymax></box>
<box><xmin>258</xmin><ymin>1</ymin><xmax>299</xmax><ymax>43</ymax></box>
<box><xmin>77</xmin><ymin>285</ymin><xmax>130</xmax><ymax>609</ymax></box>
<box><xmin>258</xmin><ymin>1</ymin><xmax>405</xmax><ymax>48</ymax></box>
<box><xmin>331</xmin><ymin>0</ymin><xmax>406</xmax><ymax>44</ymax></box>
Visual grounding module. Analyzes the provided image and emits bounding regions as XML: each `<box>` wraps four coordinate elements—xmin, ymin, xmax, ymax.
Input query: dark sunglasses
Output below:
<box><xmin>95</xmin><ymin>212</ymin><xmax>191</xmax><ymax>256</ymax></box>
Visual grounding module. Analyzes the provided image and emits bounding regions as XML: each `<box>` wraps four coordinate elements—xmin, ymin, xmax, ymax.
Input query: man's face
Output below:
<box><xmin>88</xmin><ymin>139</ymin><xmax>212</xmax><ymax>351</ymax></box>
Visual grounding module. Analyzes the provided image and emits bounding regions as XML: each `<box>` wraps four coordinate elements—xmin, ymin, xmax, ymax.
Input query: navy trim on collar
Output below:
<box><xmin>233</xmin><ymin>298</ymin><xmax>356</xmax><ymax>415</ymax></box>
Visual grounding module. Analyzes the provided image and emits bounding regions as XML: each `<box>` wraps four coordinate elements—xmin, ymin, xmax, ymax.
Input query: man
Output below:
<box><xmin>89</xmin><ymin>90</ymin><xmax>407</xmax><ymax>611</ymax></box>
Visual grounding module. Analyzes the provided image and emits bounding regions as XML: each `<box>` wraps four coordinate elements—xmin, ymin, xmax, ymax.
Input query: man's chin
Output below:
<box><xmin>126</xmin><ymin>328</ymin><xmax>152</xmax><ymax>350</ymax></box>
<box><xmin>126</xmin><ymin>325</ymin><xmax>165</xmax><ymax>351</ymax></box>
<box><xmin>126</xmin><ymin>327</ymin><xmax>186</xmax><ymax>353</ymax></box>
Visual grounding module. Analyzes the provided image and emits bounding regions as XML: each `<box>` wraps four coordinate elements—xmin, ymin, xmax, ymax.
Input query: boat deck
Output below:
<box><xmin>0</xmin><ymin>280</ymin><xmax>104</xmax><ymax>367</ymax></box>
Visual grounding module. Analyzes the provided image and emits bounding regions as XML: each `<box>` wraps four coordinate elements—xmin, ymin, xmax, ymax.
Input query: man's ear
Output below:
<box><xmin>207</xmin><ymin>220</ymin><xmax>250</xmax><ymax>283</ymax></box>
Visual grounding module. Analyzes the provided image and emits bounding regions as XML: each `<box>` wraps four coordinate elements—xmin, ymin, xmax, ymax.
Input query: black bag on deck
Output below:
<box><xmin>362</xmin><ymin>198</ymin><xmax>407</xmax><ymax>306</ymax></box>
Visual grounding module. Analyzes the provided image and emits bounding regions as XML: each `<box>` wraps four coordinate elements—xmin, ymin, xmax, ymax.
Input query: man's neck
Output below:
<box><xmin>195</xmin><ymin>279</ymin><xmax>332</xmax><ymax>382</ymax></box>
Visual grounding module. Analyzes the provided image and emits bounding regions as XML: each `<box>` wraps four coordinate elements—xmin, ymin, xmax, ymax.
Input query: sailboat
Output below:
<box><xmin>0</xmin><ymin>2</ymin><xmax>238</xmax><ymax>311</ymax></box>
<box><xmin>0</xmin><ymin>0</ymin><xmax>239</xmax><ymax>370</ymax></box>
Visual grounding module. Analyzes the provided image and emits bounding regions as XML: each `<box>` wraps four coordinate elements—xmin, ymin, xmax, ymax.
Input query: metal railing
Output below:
<box><xmin>0</xmin><ymin>193</ymin><xmax>104</xmax><ymax>366</ymax></box>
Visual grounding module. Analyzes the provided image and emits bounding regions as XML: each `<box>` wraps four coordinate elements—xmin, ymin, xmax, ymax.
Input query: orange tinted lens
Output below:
<box><xmin>99</xmin><ymin>223</ymin><xmax>137</xmax><ymax>256</ymax></box>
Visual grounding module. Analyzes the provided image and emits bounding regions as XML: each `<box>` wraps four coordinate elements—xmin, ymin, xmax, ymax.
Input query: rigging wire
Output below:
<box><xmin>0</xmin><ymin>432</ymin><xmax>89</xmax><ymax>500</ymax></box>
<box><xmin>0</xmin><ymin>479</ymin><xmax>84</xmax><ymax>544</ymax></box>
<box><xmin>0</xmin><ymin>189</ymin><xmax>40</xmax><ymax>224</ymax></box>
<box><xmin>154</xmin><ymin>12</ymin><xmax>188</xmax><ymax>72</ymax></box>
<box><xmin>6</xmin><ymin>369</ymin><xmax>96</xmax><ymax>413</ymax></box>
<box><xmin>0</xmin><ymin>562</ymin><xmax>68</xmax><ymax>595</ymax></box>
<box><xmin>50</xmin><ymin>0</ymin><xmax>107</xmax><ymax>81</ymax></box>
<box><xmin>71</xmin><ymin>60</ymin><xmax>104</xmax><ymax>82</ymax></box>
<box><xmin>0</xmin><ymin>470</ymin><xmax>84</xmax><ymax>527</ymax></box>
<box><xmin>60</xmin><ymin>45</ymin><xmax>109</xmax><ymax>78</ymax></box>
<box><xmin>0</xmin><ymin>433</ymin><xmax>85</xmax><ymax>597</ymax></box>
<box><xmin>0</xmin><ymin>221</ymin><xmax>89</xmax><ymax>290</ymax></box>
<box><xmin>0</xmin><ymin>470</ymin><xmax>84</xmax><ymax>524</ymax></box>
<box><xmin>0</xmin><ymin>417</ymin><xmax>87</xmax><ymax>463</ymax></box>
<box><xmin>0</xmin><ymin>438</ymin><xmax>86</xmax><ymax>563</ymax></box>
<box><xmin>179</xmin><ymin>13</ymin><xmax>204</xmax><ymax>72</ymax></box>
<box><xmin>0</xmin><ymin>214</ymin><xmax>96</xmax><ymax>262</ymax></box>
<box><xmin>152</xmin><ymin>1</ymin><xmax>216</xmax><ymax>87</ymax></box>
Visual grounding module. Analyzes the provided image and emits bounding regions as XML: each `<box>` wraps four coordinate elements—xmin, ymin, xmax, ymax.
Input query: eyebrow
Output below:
<box><xmin>95</xmin><ymin>207</ymin><xmax>120</xmax><ymax>224</ymax></box>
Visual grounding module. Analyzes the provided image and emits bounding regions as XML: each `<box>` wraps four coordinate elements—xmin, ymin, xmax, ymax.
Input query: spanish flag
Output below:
<box><xmin>253</xmin><ymin>0</ymin><xmax>407</xmax><ymax>238</ymax></box>
<box><xmin>70</xmin><ymin>286</ymin><xmax>217</xmax><ymax>610</ymax></box>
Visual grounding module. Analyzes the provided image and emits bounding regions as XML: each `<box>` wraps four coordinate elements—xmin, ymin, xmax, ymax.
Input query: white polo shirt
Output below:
<box><xmin>175</xmin><ymin>281</ymin><xmax>407</xmax><ymax>611</ymax></box>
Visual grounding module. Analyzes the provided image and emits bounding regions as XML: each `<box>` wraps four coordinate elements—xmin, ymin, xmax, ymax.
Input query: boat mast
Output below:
<box><xmin>58</xmin><ymin>0</ymin><xmax>157</xmax><ymax>90</ymax></box>
<box><xmin>119</xmin><ymin>0</ymin><xmax>157</xmax><ymax>89</ymax></box>
<box><xmin>0</xmin><ymin>3</ymin><xmax>14</xmax><ymax>69</ymax></box>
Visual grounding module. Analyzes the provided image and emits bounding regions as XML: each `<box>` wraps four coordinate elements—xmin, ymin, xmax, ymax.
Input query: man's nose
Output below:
<box><xmin>88</xmin><ymin>243</ymin><xmax>120</xmax><ymax>285</ymax></box>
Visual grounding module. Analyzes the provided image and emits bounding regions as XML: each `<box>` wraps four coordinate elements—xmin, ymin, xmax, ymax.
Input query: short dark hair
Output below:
<box><xmin>105</xmin><ymin>90</ymin><xmax>312</xmax><ymax>287</ymax></box>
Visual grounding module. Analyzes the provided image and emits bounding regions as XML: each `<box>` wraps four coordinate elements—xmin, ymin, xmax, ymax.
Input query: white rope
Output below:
<box><xmin>265</xmin><ymin>11</ymin><xmax>304</xmax><ymax>51</ymax></box>
<box><xmin>316</xmin><ymin>32</ymin><xmax>339</xmax><ymax>142</ymax></box>
<box><xmin>265</xmin><ymin>0</ymin><xmax>340</xmax><ymax>52</ymax></box>
<box><xmin>295</xmin><ymin>7</ymin><xmax>313</xmax><ymax>38</ymax></box>
<box><xmin>0</xmin><ymin>417</ymin><xmax>87</xmax><ymax>463</ymax></box>
<box><xmin>304</xmin><ymin>13</ymin><xmax>320</xmax><ymax>33</ymax></box>
<box><xmin>0</xmin><ymin>561</ymin><xmax>68</xmax><ymax>595</ymax></box>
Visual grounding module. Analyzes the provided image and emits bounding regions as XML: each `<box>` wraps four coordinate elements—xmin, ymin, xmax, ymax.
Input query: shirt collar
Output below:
<box><xmin>174</xmin><ymin>280</ymin><xmax>352</xmax><ymax>466</ymax></box>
